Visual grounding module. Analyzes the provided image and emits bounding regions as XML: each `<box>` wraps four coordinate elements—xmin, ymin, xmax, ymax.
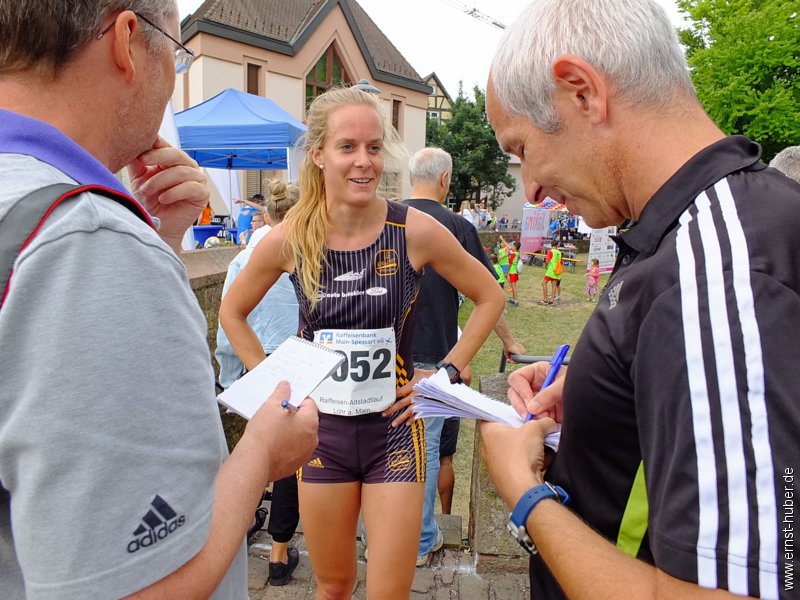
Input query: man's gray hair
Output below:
<box><xmin>409</xmin><ymin>147</ymin><xmax>453</xmax><ymax>186</ymax></box>
<box><xmin>491</xmin><ymin>0</ymin><xmax>695</xmax><ymax>133</ymax></box>
<box><xmin>769</xmin><ymin>146</ymin><xmax>800</xmax><ymax>184</ymax></box>
<box><xmin>0</xmin><ymin>0</ymin><xmax>176</xmax><ymax>76</ymax></box>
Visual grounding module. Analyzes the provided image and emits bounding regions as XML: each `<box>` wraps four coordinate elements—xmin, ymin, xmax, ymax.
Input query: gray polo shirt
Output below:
<box><xmin>0</xmin><ymin>152</ymin><xmax>247</xmax><ymax>599</ymax></box>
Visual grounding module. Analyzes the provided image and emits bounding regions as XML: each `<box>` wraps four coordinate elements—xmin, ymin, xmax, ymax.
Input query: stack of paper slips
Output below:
<box><xmin>412</xmin><ymin>368</ymin><xmax>561</xmax><ymax>451</ymax></box>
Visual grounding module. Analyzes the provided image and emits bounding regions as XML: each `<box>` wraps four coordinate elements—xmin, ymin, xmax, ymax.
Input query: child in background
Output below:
<box><xmin>491</xmin><ymin>254</ymin><xmax>506</xmax><ymax>289</ymax></box>
<box><xmin>507</xmin><ymin>241</ymin><xmax>521</xmax><ymax>306</ymax></box>
<box><xmin>585</xmin><ymin>258</ymin><xmax>600</xmax><ymax>302</ymax></box>
<box><xmin>497</xmin><ymin>241</ymin><xmax>509</xmax><ymax>276</ymax></box>
<box><xmin>197</xmin><ymin>199</ymin><xmax>213</xmax><ymax>225</ymax></box>
<box><xmin>539</xmin><ymin>245</ymin><xmax>562</xmax><ymax>305</ymax></box>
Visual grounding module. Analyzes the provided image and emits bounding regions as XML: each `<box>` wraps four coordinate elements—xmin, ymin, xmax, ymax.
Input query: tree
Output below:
<box><xmin>426</xmin><ymin>84</ymin><xmax>515</xmax><ymax>209</ymax></box>
<box><xmin>678</xmin><ymin>0</ymin><xmax>800</xmax><ymax>160</ymax></box>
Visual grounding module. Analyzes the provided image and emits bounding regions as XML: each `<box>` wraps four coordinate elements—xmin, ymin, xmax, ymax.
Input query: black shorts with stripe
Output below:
<box><xmin>298</xmin><ymin>411</ymin><xmax>426</xmax><ymax>484</ymax></box>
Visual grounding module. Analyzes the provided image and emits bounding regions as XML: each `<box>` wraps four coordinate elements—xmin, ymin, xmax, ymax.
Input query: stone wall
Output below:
<box><xmin>478</xmin><ymin>230</ymin><xmax>590</xmax><ymax>255</ymax></box>
<box><xmin>470</xmin><ymin>373</ymin><xmax>530</xmax><ymax>573</ymax></box>
<box><xmin>478</xmin><ymin>230</ymin><xmax>520</xmax><ymax>251</ymax></box>
<box><xmin>183</xmin><ymin>247</ymin><xmax>248</xmax><ymax>451</ymax></box>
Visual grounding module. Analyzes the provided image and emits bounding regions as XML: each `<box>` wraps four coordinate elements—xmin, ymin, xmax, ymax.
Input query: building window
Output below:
<box><xmin>306</xmin><ymin>45</ymin><xmax>351</xmax><ymax>108</ymax></box>
<box><xmin>247</xmin><ymin>64</ymin><xmax>261</xmax><ymax>96</ymax></box>
<box><xmin>392</xmin><ymin>99</ymin><xmax>401</xmax><ymax>132</ymax></box>
<box><xmin>427</xmin><ymin>111</ymin><xmax>440</xmax><ymax>124</ymax></box>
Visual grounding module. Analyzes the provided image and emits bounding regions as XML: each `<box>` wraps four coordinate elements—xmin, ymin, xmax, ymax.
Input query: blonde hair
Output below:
<box><xmin>283</xmin><ymin>86</ymin><xmax>406</xmax><ymax>307</ymax></box>
<box><xmin>265</xmin><ymin>179</ymin><xmax>300</xmax><ymax>224</ymax></box>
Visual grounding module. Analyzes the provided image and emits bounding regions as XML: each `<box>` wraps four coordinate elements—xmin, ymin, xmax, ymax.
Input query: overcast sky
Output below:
<box><xmin>177</xmin><ymin>0</ymin><xmax>686</xmax><ymax>97</ymax></box>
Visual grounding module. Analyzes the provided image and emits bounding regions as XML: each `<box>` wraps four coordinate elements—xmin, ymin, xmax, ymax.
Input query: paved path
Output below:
<box><xmin>246</xmin><ymin>532</ymin><xmax>530</xmax><ymax>599</ymax></box>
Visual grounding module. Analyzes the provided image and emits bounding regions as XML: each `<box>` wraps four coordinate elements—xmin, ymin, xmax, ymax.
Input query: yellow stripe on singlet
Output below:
<box><xmin>410</xmin><ymin>418</ymin><xmax>425</xmax><ymax>482</ymax></box>
<box><xmin>385</xmin><ymin>221</ymin><xmax>406</xmax><ymax>228</ymax></box>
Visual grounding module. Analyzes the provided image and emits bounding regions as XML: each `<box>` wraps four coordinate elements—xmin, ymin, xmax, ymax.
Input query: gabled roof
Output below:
<box><xmin>182</xmin><ymin>0</ymin><xmax>430</xmax><ymax>94</ymax></box>
<box><xmin>423</xmin><ymin>72</ymin><xmax>454</xmax><ymax>103</ymax></box>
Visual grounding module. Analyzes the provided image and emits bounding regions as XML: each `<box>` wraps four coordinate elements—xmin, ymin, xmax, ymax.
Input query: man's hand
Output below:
<box><xmin>245</xmin><ymin>381</ymin><xmax>319</xmax><ymax>480</ymax></box>
<box><xmin>384</xmin><ymin>368</ymin><xmax>434</xmax><ymax>427</ymax></box>
<box><xmin>503</xmin><ymin>340</ymin><xmax>526</xmax><ymax>361</ymax></box>
<box><xmin>480</xmin><ymin>418</ymin><xmax>558</xmax><ymax>508</ymax></box>
<box><xmin>507</xmin><ymin>362</ymin><xmax>567</xmax><ymax>421</ymax></box>
<box><xmin>126</xmin><ymin>136</ymin><xmax>209</xmax><ymax>253</ymax></box>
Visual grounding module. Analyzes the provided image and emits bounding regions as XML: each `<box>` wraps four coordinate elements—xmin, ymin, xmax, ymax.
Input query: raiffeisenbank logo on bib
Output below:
<box><xmin>127</xmin><ymin>495</ymin><xmax>186</xmax><ymax>553</ymax></box>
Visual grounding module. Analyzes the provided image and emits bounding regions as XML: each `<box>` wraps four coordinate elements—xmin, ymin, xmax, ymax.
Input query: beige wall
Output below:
<box><xmin>190</xmin><ymin>56</ymin><xmax>242</xmax><ymax>109</ymax></box>
<box><xmin>495</xmin><ymin>157</ymin><xmax>526</xmax><ymax>221</ymax></box>
<box><xmin>176</xmin><ymin>4</ymin><xmax>428</xmax><ymax>199</ymax></box>
<box><xmin>266</xmin><ymin>72</ymin><xmax>304</xmax><ymax>120</ymax></box>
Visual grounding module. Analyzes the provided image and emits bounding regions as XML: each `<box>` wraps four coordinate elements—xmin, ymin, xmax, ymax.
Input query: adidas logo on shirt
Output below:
<box><xmin>127</xmin><ymin>495</ymin><xmax>186</xmax><ymax>554</ymax></box>
<box><xmin>607</xmin><ymin>280</ymin><xmax>624</xmax><ymax>310</ymax></box>
<box><xmin>307</xmin><ymin>457</ymin><xmax>324</xmax><ymax>468</ymax></box>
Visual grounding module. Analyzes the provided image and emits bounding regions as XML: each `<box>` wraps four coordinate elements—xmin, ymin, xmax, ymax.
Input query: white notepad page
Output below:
<box><xmin>412</xmin><ymin>369</ymin><xmax>561</xmax><ymax>451</ymax></box>
<box><xmin>217</xmin><ymin>336</ymin><xmax>345</xmax><ymax>419</ymax></box>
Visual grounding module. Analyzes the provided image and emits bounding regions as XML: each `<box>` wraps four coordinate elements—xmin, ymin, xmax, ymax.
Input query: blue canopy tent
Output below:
<box><xmin>175</xmin><ymin>88</ymin><xmax>306</xmax><ymax>245</ymax></box>
<box><xmin>175</xmin><ymin>88</ymin><xmax>306</xmax><ymax>170</ymax></box>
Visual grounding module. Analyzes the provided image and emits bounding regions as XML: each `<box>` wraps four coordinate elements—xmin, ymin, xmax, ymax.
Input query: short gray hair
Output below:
<box><xmin>409</xmin><ymin>147</ymin><xmax>452</xmax><ymax>186</ymax></box>
<box><xmin>0</xmin><ymin>0</ymin><xmax>176</xmax><ymax>76</ymax></box>
<box><xmin>770</xmin><ymin>146</ymin><xmax>800</xmax><ymax>184</ymax></box>
<box><xmin>491</xmin><ymin>0</ymin><xmax>695</xmax><ymax>132</ymax></box>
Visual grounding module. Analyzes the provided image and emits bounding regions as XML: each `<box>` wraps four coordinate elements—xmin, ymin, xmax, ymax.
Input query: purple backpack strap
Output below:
<box><xmin>1</xmin><ymin>183</ymin><xmax>155</xmax><ymax>308</ymax></box>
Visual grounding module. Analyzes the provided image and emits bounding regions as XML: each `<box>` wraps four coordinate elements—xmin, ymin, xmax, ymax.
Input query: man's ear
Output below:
<box><xmin>110</xmin><ymin>10</ymin><xmax>140</xmax><ymax>84</ymax></box>
<box><xmin>440</xmin><ymin>171</ymin><xmax>450</xmax><ymax>190</ymax></box>
<box><xmin>552</xmin><ymin>54</ymin><xmax>608</xmax><ymax>124</ymax></box>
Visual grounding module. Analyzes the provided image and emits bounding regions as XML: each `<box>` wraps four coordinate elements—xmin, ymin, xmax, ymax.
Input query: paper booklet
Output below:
<box><xmin>412</xmin><ymin>369</ymin><xmax>562</xmax><ymax>451</ymax></box>
<box><xmin>217</xmin><ymin>336</ymin><xmax>345</xmax><ymax>420</ymax></box>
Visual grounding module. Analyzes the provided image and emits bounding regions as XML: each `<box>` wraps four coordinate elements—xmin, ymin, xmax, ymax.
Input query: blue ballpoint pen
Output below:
<box><xmin>524</xmin><ymin>344</ymin><xmax>570</xmax><ymax>422</ymax></box>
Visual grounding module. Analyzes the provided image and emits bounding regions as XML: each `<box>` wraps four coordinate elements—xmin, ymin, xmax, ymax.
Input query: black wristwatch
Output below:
<box><xmin>435</xmin><ymin>360</ymin><xmax>462</xmax><ymax>384</ymax></box>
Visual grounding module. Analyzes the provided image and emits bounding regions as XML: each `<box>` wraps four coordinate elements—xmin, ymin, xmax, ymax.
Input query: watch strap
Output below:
<box><xmin>435</xmin><ymin>360</ymin><xmax>462</xmax><ymax>384</ymax></box>
<box><xmin>507</xmin><ymin>482</ymin><xmax>570</xmax><ymax>555</ymax></box>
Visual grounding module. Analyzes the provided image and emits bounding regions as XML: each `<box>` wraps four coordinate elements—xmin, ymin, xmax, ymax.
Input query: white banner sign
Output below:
<box><xmin>588</xmin><ymin>227</ymin><xmax>618</xmax><ymax>274</ymax></box>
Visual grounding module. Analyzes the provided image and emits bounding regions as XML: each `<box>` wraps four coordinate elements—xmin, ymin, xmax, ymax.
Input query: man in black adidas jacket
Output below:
<box><xmin>480</xmin><ymin>1</ymin><xmax>799</xmax><ymax>598</ymax></box>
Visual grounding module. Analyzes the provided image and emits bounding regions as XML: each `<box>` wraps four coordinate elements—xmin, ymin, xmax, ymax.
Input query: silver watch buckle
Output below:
<box><xmin>506</xmin><ymin>518</ymin><xmax>537</xmax><ymax>555</ymax></box>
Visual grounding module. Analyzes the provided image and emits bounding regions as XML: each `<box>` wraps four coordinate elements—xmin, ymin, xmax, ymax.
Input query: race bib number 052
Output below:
<box><xmin>311</xmin><ymin>328</ymin><xmax>396</xmax><ymax>416</ymax></box>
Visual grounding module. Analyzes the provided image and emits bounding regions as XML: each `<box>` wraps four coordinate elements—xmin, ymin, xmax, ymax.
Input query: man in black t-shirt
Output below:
<box><xmin>480</xmin><ymin>1</ymin><xmax>800</xmax><ymax>599</ymax></box>
<box><xmin>405</xmin><ymin>148</ymin><xmax>524</xmax><ymax>565</ymax></box>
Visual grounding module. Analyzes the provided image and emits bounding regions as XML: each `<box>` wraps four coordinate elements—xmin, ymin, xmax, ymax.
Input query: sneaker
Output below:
<box><xmin>269</xmin><ymin>547</ymin><xmax>299</xmax><ymax>586</ymax></box>
<box><xmin>247</xmin><ymin>507</ymin><xmax>268</xmax><ymax>545</ymax></box>
<box><xmin>537</xmin><ymin>300</ymin><xmax>550</xmax><ymax>305</ymax></box>
<box><xmin>416</xmin><ymin>528</ymin><xmax>444</xmax><ymax>567</ymax></box>
<box><xmin>554</xmin><ymin>296</ymin><xmax>561</xmax><ymax>304</ymax></box>
<box><xmin>510</xmin><ymin>300</ymin><xmax>519</xmax><ymax>306</ymax></box>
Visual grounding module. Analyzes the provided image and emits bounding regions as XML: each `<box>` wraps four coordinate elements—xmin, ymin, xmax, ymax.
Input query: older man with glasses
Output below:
<box><xmin>0</xmin><ymin>2</ymin><xmax>319</xmax><ymax>599</ymax></box>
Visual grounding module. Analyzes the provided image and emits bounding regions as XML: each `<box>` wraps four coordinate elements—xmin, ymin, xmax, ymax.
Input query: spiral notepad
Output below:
<box><xmin>412</xmin><ymin>369</ymin><xmax>561</xmax><ymax>451</ymax></box>
<box><xmin>217</xmin><ymin>336</ymin><xmax>345</xmax><ymax>419</ymax></box>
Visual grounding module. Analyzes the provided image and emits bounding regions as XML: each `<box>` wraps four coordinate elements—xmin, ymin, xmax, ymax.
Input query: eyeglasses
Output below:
<box><xmin>97</xmin><ymin>11</ymin><xmax>195</xmax><ymax>74</ymax></box>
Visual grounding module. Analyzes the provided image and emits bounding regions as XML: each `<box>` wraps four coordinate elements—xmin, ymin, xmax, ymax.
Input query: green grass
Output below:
<box><xmin>445</xmin><ymin>253</ymin><xmax>610</xmax><ymax>535</ymax></box>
